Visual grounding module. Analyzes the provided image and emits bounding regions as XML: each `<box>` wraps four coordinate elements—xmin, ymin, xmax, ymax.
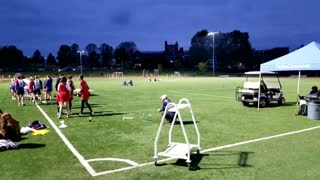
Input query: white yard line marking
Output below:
<box><xmin>169</xmin><ymin>90</ymin><xmax>234</xmax><ymax>99</ymax></box>
<box><xmin>35</xmin><ymin>103</ymin><xmax>96</xmax><ymax>176</ymax></box>
<box><xmin>201</xmin><ymin>125</ymin><xmax>320</xmax><ymax>153</ymax></box>
<box><xmin>87</xmin><ymin>158</ymin><xmax>139</xmax><ymax>166</ymax></box>
<box><xmin>93</xmin><ymin>125</ymin><xmax>320</xmax><ymax>176</ymax></box>
<box><xmin>35</xmin><ymin>103</ymin><xmax>320</xmax><ymax>176</ymax></box>
<box><xmin>92</xmin><ymin>158</ymin><xmax>172</xmax><ymax>176</ymax></box>
<box><xmin>36</xmin><ymin>103</ymin><xmax>140</xmax><ymax>176</ymax></box>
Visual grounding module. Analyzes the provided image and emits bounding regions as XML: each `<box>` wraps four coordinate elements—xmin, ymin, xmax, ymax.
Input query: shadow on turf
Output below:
<box><xmin>71</xmin><ymin>103</ymin><xmax>105</xmax><ymax>109</ymax></box>
<box><xmin>175</xmin><ymin>121</ymin><xmax>199</xmax><ymax>125</ymax></box>
<box><xmin>76</xmin><ymin>111</ymin><xmax>125</xmax><ymax>117</ymax></box>
<box><xmin>158</xmin><ymin>151</ymin><xmax>254</xmax><ymax>171</ymax></box>
<box><xmin>18</xmin><ymin>143</ymin><xmax>46</xmax><ymax>149</ymax></box>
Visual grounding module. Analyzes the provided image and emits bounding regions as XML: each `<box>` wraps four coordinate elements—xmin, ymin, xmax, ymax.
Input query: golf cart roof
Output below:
<box><xmin>244</xmin><ymin>71</ymin><xmax>277</xmax><ymax>75</ymax></box>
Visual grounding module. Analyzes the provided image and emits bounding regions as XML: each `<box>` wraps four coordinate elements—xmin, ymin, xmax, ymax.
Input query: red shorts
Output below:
<box><xmin>81</xmin><ymin>92</ymin><xmax>90</xmax><ymax>100</ymax></box>
<box><xmin>58</xmin><ymin>92</ymin><xmax>70</xmax><ymax>103</ymax></box>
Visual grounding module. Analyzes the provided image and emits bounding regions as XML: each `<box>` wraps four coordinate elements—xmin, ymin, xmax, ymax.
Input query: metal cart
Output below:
<box><xmin>154</xmin><ymin>98</ymin><xmax>201</xmax><ymax>170</ymax></box>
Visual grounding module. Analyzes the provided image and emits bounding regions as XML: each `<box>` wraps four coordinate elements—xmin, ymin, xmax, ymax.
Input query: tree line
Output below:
<box><xmin>0</xmin><ymin>29</ymin><xmax>263</xmax><ymax>72</ymax></box>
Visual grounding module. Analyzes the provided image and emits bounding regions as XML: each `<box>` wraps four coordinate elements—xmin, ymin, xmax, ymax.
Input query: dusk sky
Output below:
<box><xmin>1</xmin><ymin>0</ymin><xmax>319</xmax><ymax>57</ymax></box>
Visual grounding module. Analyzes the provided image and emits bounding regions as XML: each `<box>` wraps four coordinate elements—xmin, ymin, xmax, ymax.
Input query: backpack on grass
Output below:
<box><xmin>28</xmin><ymin>120</ymin><xmax>47</xmax><ymax>130</ymax></box>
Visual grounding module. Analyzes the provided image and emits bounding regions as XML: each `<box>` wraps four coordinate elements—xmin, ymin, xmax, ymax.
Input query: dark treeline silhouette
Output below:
<box><xmin>0</xmin><ymin>29</ymin><xmax>289</xmax><ymax>73</ymax></box>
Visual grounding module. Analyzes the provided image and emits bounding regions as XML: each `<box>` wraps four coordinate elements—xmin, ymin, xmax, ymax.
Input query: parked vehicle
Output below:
<box><xmin>235</xmin><ymin>71</ymin><xmax>285</xmax><ymax>108</ymax></box>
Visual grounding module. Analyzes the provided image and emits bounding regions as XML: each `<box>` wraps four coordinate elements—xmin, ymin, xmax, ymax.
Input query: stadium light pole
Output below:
<box><xmin>207</xmin><ymin>32</ymin><xmax>219</xmax><ymax>76</ymax></box>
<box><xmin>77</xmin><ymin>50</ymin><xmax>85</xmax><ymax>74</ymax></box>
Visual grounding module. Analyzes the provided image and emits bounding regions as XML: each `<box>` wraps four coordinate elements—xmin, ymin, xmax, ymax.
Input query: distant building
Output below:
<box><xmin>252</xmin><ymin>47</ymin><xmax>289</xmax><ymax>64</ymax></box>
<box><xmin>140</xmin><ymin>41</ymin><xmax>187</xmax><ymax>69</ymax></box>
<box><xmin>163</xmin><ymin>41</ymin><xmax>185</xmax><ymax>67</ymax></box>
<box><xmin>140</xmin><ymin>50</ymin><xmax>163</xmax><ymax>69</ymax></box>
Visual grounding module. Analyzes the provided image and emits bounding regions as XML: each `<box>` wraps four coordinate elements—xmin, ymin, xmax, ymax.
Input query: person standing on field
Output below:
<box><xmin>78</xmin><ymin>75</ymin><xmax>93</xmax><ymax>116</ymax></box>
<box><xmin>66</xmin><ymin>75</ymin><xmax>75</xmax><ymax>114</ymax></box>
<box><xmin>57</xmin><ymin>76</ymin><xmax>70</xmax><ymax>119</ymax></box>
<box><xmin>28</xmin><ymin>76</ymin><xmax>35</xmax><ymax>103</ymax></box>
<box><xmin>44</xmin><ymin>75</ymin><xmax>53</xmax><ymax>102</ymax></box>
<box><xmin>15</xmin><ymin>75</ymin><xmax>26</xmax><ymax>106</ymax></box>
<box><xmin>33</xmin><ymin>75</ymin><xmax>43</xmax><ymax>103</ymax></box>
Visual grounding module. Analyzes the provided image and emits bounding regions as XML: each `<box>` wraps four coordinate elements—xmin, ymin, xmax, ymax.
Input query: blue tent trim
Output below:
<box><xmin>260</xmin><ymin>41</ymin><xmax>320</xmax><ymax>71</ymax></box>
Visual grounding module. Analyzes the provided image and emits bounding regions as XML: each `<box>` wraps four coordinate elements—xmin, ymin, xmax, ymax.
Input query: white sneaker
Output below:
<box><xmin>78</xmin><ymin>113</ymin><xmax>83</xmax><ymax>117</ymax></box>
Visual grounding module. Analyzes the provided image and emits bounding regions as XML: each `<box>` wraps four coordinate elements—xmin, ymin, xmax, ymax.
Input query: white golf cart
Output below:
<box><xmin>235</xmin><ymin>71</ymin><xmax>285</xmax><ymax>108</ymax></box>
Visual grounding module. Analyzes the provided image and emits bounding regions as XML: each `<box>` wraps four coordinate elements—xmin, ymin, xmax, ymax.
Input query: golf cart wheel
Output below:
<box><xmin>242</xmin><ymin>101</ymin><xmax>249</xmax><ymax>106</ymax></box>
<box><xmin>259</xmin><ymin>98</ymin><xmax>267</xmax><ymax>108</ymax></box>
<box><xmin>278</xmin><ymin>97</ymin><xmax>285</xmax><ymax>105</ymax></box>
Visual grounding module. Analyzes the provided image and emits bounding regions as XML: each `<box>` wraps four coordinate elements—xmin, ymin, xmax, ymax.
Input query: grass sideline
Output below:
<box><xmin>1</xmin><ymin>75</ymin><xmax>320</xmax><ymax>179</ymax></box>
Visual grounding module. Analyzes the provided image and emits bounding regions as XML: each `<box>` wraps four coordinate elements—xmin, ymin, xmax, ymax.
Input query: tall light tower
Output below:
<box><xmin>77</xmin><ymin>50</ymin><xmax>85</xmax><ymax>74</ymax></box>
<box><xmin>207</xmin><ymin>32</ymin><xmax>219</xmax><ymax>76</ymax></box>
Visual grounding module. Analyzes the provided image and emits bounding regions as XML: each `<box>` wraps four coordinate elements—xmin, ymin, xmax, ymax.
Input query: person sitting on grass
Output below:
<box><xmin>128</xmin><ymin>80</ymin><xmax>133</xmax><ymax>86</ymax></box>
<box><xmin>0</xmin><ymin>112</ymin><xmax>22</xmax><ymax>150</ymax></box>
<box><xmin>159</xmin><ymin>95</ymin><xmax>176</xmax><ymax>124</ymax></box>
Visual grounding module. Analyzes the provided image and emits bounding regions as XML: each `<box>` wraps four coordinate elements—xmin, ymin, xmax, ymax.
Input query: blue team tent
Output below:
<box><xmin>260</xmin><ymin>41</ymin><xmax>320</xmax><ymax>95</ymax></box>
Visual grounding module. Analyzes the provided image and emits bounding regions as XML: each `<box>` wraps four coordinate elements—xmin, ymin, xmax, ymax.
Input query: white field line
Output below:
<box><xmin>172</xmin><ymin>88</ymin><xmax>231</xmax><ymax>91</ymax></box>
<box><xmin>169</xmin><ymin>90</ymin><xmax>234</xmax><ymax>99</ymax></box>
<box><xmin>201</xmin><ymin>125</ymin><xmax>320</xmax><ymax>153</ymax></box>
<box><xmin>35</xmin><ymin>103</ymin><xmax>96</xmax><ymax>176</ymax></box>
<box><xmin>92</xmin><ymin>125</ymin><xmax>320</xmax><ymax>176</ymax></box>
<box><xmin>35</xmin><ymin>103</ymin><xmax>320</xmax><ymax>176</ymax></box>
<box><xmin>86</xmin><ymin>158</ymin><xmax>139</xmax><ymax>166</ymax></box>
<box><xmin>36</xmin><ymin>103</ymin><xmax>141</xmax><ymax>177</ymax></box>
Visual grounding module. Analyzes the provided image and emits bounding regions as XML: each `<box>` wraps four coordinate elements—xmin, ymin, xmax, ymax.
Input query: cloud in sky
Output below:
<box><xmin>0</xmin><ymin>0</ymin><xmax>319</xmax><ymax>56</ymax></box>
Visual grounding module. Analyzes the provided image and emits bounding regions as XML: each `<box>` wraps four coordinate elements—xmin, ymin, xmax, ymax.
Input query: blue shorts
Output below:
<box><xmin>16</xmin><ymin>88</ymin><xmax>24</xmax><ymax>95</ymax></box>
<box><xmin>33</xmin><ymin>89</ymin><xmax>41</xmax><ymax>95</ymax></box>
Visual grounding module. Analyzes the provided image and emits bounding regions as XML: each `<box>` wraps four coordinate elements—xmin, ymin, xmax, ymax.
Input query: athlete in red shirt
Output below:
<box><xmin>57</xmin><ymin>76</ymin><xmax>70</xmax><ymax>118</ymax></box>
<box><xmin>78</xmin><ymin>75</ymin><xmax>93</xmax><ymax>116</ymax></box>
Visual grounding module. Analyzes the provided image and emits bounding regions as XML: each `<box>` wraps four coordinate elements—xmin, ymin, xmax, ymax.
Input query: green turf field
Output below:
<box><xmin>1</xmin><ymin>75</ymin><xmax>320</xmax><ymax>179</ymax></box>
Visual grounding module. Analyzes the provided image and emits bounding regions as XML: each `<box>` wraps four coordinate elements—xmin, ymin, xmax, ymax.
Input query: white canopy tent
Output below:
<box><xmin>260</xmin><ymin>41</ymin><xmax>320</xmax><ymax>95</ymax></box>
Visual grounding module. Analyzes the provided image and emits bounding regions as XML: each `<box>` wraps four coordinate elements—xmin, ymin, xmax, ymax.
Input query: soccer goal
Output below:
<box><xmin>173</xmin><ymin>71</ymin><xmax>181</xmax><ymax>78</ymax></box>
<box><xmin>154</xmin><ymin>69</ymin><xmax>159</xmax><ymax>77</ymax></box>
<box><xmin>142</xmin><ymin>69</ymin><xmax>159</xmax><ymax>77</ymax></box>
<box><xmin>112</xmin><ymin>72</ymin><xmax>124</xmax><ymax>78</ymax></box>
